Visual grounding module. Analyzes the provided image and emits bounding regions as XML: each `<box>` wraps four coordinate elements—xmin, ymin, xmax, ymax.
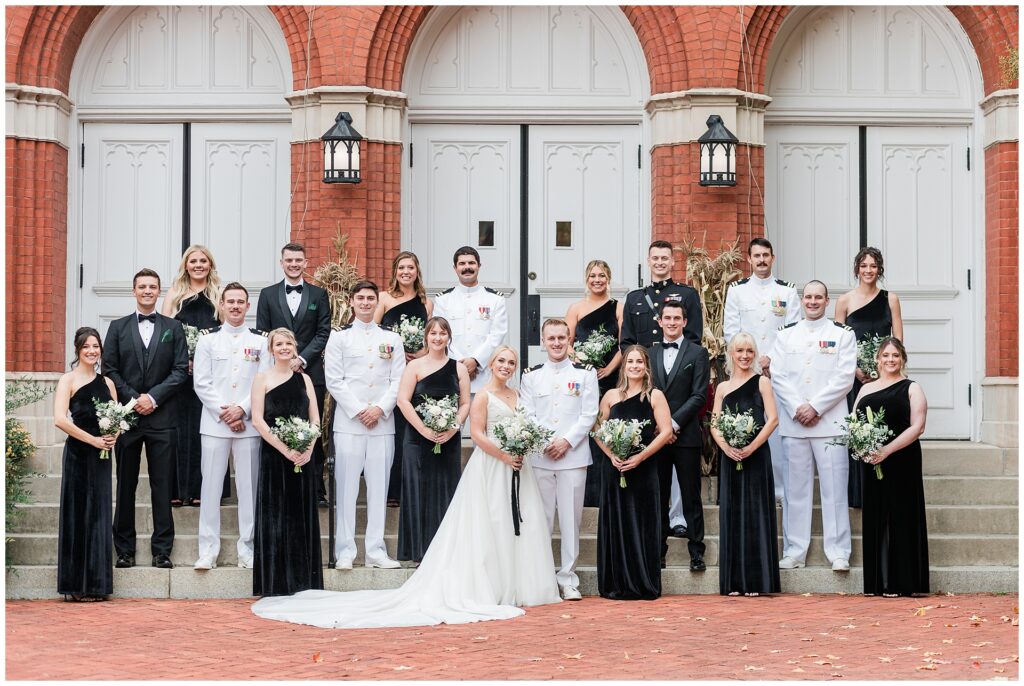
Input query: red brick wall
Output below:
<box><xmin>985</xmin><ymin>142</ymin><xmax>1019</xmax><ymax>377</ymax></box>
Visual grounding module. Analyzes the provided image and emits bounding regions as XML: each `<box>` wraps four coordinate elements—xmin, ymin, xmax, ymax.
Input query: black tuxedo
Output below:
<box><xmin>649</xmin><ymin>338</ymin><xmax>710</xmax><ymax>561</ymax></box>
<box><xmin>103</xmin><ymin>312</ymin><xmax>189</xmax><ymax>558</ymax></box>
<box><xmin>621</xmin><ymin>280</ymin><xmax>703</xmax><ymax>351</ymax></box>
<box><xmin>257</xmin><ymin>279</ymin><xmax>332</xmax><ymax>499</ymax></box>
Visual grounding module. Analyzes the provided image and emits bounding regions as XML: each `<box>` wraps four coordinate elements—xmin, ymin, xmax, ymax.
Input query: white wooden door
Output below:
<box><xmin>190</xmin><ymin>122</ymin><xmax>291</xmax><ymax>325</ymax></box>
<box><xmin>81</xmin><ymin>123</ymin><xmax>184</xmax><ymax>336</ymax></box>
<box><xmin>409</xmin><ymin>124</ymin><xmax>521</xmax><ymax>347</ymax></box>
<box><xmin>526</xmin><ymin>125</ymin><xmax>642</xmax><ymax>366</ymax></box>
<box><xmin>866</xmin><ymin>126</ymin><xmax>972</xmax><ymax>438</ymax></box>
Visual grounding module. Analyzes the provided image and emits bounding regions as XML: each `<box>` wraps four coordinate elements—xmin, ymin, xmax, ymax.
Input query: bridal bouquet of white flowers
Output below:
<box><xmin>182</xmin><ymin>324</ymin><xmax>202</xmax><ymax>359</ymax></box>
<box><xmin>710</xmin><ymin>407</ymin><xmax>761</xmax><ymax>471</ymax></box>
<box><xmin>829</xmin><ymin>406</ymin><xmax>894</xmax><ymax>480</ymax></box>
<box><xmin>572</xmin><ymin>325</ymin><xmax>616</xmax><ymax>367</ymax></box>
<box><xmin>395</xmin><ymin>314</ymin><xmax>425</xmax><ymax>353</ymax></box>
<box><xmin>492</xmin><ymin>408</ymin><xmax>555</xmax><ymax>535</ymax></box>
<box><xmin>270</xmin><ymin>416</ymin><xmax>321</xmax><ymax>473</ymax></box>
<box><xmin>93</xmin><ymin>397</ymin><xmax>138</xmax><ymax>460</ymax></box>
<box><xmin>416</xmin><ymin>394</ymin><xmax>461</xmax><ymax>454</ymax></box>
<box><xmin>856</xmin><ymin>335</ymin><xmax>886</xmax><ymax>380</ymax></box>
<box><xmin>591</xmin><ymin>418</ymin><xmax>650</xmax><ymax>488</ymax></box>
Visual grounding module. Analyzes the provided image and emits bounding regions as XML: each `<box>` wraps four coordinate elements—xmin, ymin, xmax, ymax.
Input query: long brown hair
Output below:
<box><xmin>387</xmin><ymin>251</ymin><xmax>427</xmax><ymax>303</ymax></box>
<box><xmin>423</xmin><ymin>316</ymin><xmax>453</xmax><ymax>354</ymax></box>
<box><xmin>615</xmin><ymin>344</ymin><xmax>654</xmax><ymax>402</ymax></box>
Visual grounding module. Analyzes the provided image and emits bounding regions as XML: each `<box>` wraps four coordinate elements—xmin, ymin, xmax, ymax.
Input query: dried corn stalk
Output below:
<box><xmin>679</xmin><ymin>235</ymin><xmax>743</xmax><ymax>362</ymax></box>
<box><xmin>311</xmin><ymin>229</ymin><xmax>362</xmax><ymax>329</ymax></box>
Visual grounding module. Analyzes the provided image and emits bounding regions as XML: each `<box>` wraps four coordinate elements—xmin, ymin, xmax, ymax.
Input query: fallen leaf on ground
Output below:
<box><xmin>560</xmin><ymin>614</ymin><xmax>573</xmax><ymax>619</ymax></box>
<box><xmin>563</xmin><ymin>653</ymin><xmax>583</xmax><ymax>660</ymax></box>
<box><xmin>1000</xmin><ymin>616</ymin><xmax>1011</xmax><ymax>622</ymax></box>
<box><xmin>916</xmin><ymin>664</ymin><xmax>937</xmax><ymax>671</ymax></box>
<box><xmin>840</xmin><ymin>624</ymin><xmax>856</xmax><ymax>629</ymax></box>
<box><xmin>801</xmin><ymin>593</ymin><xmax>812</xmax><ymax>597</ymax></box>
<box><xmin>694</xmin><ymin>617</ymin><xmax>708</xmax><ymax>622</ymax></box>
<box><xmin>647</xmin><ymin>617</ymin><xmax>665</xmax><ymax>622</ymax></box>
<box><xmin>826</xmin><ymin>654</ymin><xmax>842</xmax><ymax>660</ymax></box>
<box><xmin>972</xmin><ymin>642</ymin><xmax>994</xmax><ymax>647</ymax></box>
<box><xmin>973</xmin><ymin>661</ymin><xmax>982</xmax><ymax>668</ymax></box>
<box><xmin>791</xmin><ymin>668</ymin><xmax>805</xmax><ymax>673</ymax></box>
<box><xmin>650</xmin><ymin>649</ymin><xmax>664</xmax><ymax>654</ymax></box>
<box><xmin>914</xmin><ymin>606</ymin><xmax>933</xmax><ymax>616</ymax></box>
<box><xmin>942</xmin><ymin>639</ymin><xmax>954</xmax><ymax>644</ymax></box>
<box><xmin>994</xmin><ymin>668</ymin><xmax>1006</xmax><ymax>673</ymax></box>
<box><xmin>801</xmin><ymin>638</ymin><xmax>814</xmax><ymax>642</ymax></box>
<box><xmin>744</xmin><ymin>665</ymin><xmax>764</xmax><ymax>671</ymax></box>
<box><xmin>443</xmin><ymin>647</ymin><xmax>458</xmax><ymax>652</ymax></box>
<box><xmin>786</xmin><ymin>660</ymin><xmax>800</xmax><ymax>665</ymax></box>
<box><xmin>923</xmin><ymin>651</ymin><xmax>943</xmax><ymax>657</ymax></box>
<box><xmin>312</xmin><ymin>652</ymin><xmax>323</xmax><ymax>663</ymax></box>
<box><xmin>393</xmin><ymin>666</ymin><xmax>413</xmax><ymax>671</ymax></box>
<box><xmin>473</xmin><ymin>636</ymin><xmax>489</xmax><ymax>641</ymax></box>
<box><xmin>992</xmin><ymin>657</ymin><xmax>1018</xmax><ymax>665</ymax></box>
<box><xmin>830</xmin><ymin>673</ymin><xmax>844</xmax><ymax>678</ymax></box>
<box><xmin>871</xmin><ymin>621</ymin><xmax>881</xmax><ymax>627</ymax></box>
<box><xmin>878</xmin><ymin>657</ymin><xmax>894</xmax><ymax>663</ymax></box>
<box><xmin>739</xmin><ymin>645</ymin><xmax>748</xmax><ymax>652</ymax></box>
<box><xmin>925</xmin><ymin>658</ymin><xmax>951</xmax><ymax>665</ymax></box>
<box><xmin>624</xmin><ymin>651</ymin><xmax>630</xmax><ymax>661</ymax></box>
<box><xmin>770</xmin><ymin>649</ymin><xmax>786</xmax><ymax>654</ymax></box>
<box><xmin>527</xmin><ymin>657</ymin><xmax>542</xmax><ymax>662</ymax></box>
<box><xmin>897</xmin><ymin>646</ymin><xmax>920</xmax><ymax>651</ymax></box>
<box><xmin>813</xmin><ymin>660</ymin><xmax>832</xmax><ymax>666</ymax></box>
<box><xmin>945</xmin><ymin>623</ymin><xmax>959</xmax><ymax>628</ymax></box>
<box><xmin>919</xmin><ymin>622</ymin><xmax>933</xmax><ymax>628</ymax></box>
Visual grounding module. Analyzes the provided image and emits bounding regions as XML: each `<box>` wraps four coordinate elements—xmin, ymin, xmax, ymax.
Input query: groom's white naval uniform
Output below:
<box><xmin>325</xmin><ymin>318</ymin><xmax>406</xmax><ymax>568</ymax></box>
<box><xmin>192</xmin><ymin>323</ymin><xmax>270</xmax><ymax>568</ymax></box>
<box><xmin>520</xmin><ymin>358</ymin><xmax>599</xmax><ymax>596</ymax></box>
<box><xmin>432</xmin><ymin>283</ymin><xmax>508</xmax><ymax>393</ymax></box>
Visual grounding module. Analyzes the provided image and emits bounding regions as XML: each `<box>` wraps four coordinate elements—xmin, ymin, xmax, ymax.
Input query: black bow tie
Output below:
<box><xmin>286</xmin><ymin>284</ymin><xmax>303</xmax><ymax>294</ymax></box>
<box><xmin>662</xmin><ymin>341</ymin><xmax>679</xmax><ymax>349</ymax></box>
<box><xmin>138</xmin><ymin>313</ymin><xmax>156</xmax><ymax>324</ymax></box>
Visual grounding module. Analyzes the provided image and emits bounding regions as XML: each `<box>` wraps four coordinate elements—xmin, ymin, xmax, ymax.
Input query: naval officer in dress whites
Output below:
<box><xmin>770</xmin><ymin>280</ymin><xmax>856</xmax><ymax>573</ymax></box>
<box><xmin>520</xmin><ymin>319</ymin><xmax>600</xmax><ymax>601</ymax></box>
<box><xmin>324</xmin><ymin>281</ymin><xmax>407</xmax><ymax>570</ymax></box>
<box><xmin>723</xmin><ymin>237</ymin><xmax>801</xmax><ymax>505</ymax></box>
<box><xmin>621</xmin><ymin>240</ymin><xmax>703</xmax><ymax>350</ymax></box>
<box><xmin>192</xmin><ymin>283</ymin><xmax>271</xmax><ymax>570</ymax></box>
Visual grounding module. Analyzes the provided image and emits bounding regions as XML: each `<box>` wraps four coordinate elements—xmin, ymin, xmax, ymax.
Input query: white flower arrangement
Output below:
<box><xmin>856</xmin><ymin>335</ymin><xmax>886</xmax><ymax>380</ymax></box>
<box><xmin>572</xmin><ymin>325</ymin><xmax>617</xmax><ymax>368</ymax></box>
<box><xmin>415</xmin><ymin>394</ymin><xmax>461</xmax><ymax>454</ymax></box>
<box><xmin>492</xmin><ymin>408</ymin><xmax>555</xmax><ymax>460</ymax></box>
<box><xmin>710</xmin><ymin>407</ymin><xmax>761</xmax><ymax>471</ymax></box>
<box><xmin>394</xmin><ymin>314</ymin><xmax>426</xmax><ymax>354</ymax></box>
<box><xmin>591</xmin><ymin>418</ymin><xmax>650</xmax><ymax>488</ymax></box>
<box><xmin>829</xmin><ymin>406</ymin><xmax>894</xmax><ymax>480</ymax></box>
<box><xmin>93</xmin><ymin>397</ymin><xmax>139</xmax><ymax>460</ymax></box>
<box><xmin>182</xmin><ymin>324</ymin><xmax>202</xmax><ymax>358</ymax></box>
<box><xmin>270</xmin><ymin>416</ymin><xmax>321</xmax><ymax>473</ymax></box>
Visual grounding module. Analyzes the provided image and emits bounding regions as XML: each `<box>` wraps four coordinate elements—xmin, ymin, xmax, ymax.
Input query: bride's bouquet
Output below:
<box><xmin>182</xmin><ymin>324</ymin><xmax>202</xmax><ymax>359</ymax></box>
<box><xmin>572</xmin><ymin>325</ymin><xmax>616</xmax><ymax>367</ymax></box>
<box><xmin>416</xmin><ymin>394</ymin><xmax>461</xmax><ymax>454</ymax></box>
<box><xmin>829</xmin><ymin>406</ymin><xmax>894</xmax><ymax>480</ymax></box>
<box><xmin>492</xmin><ymin>409</ymin><xmax>555</xmax><ymax>535</ymax></box>
<box><xmin>710</xmin><ymin>407</ymin><xmax>761</xmax><ymax>471</ymax></box>
<box><xmin>591</xmin><ymin>418</ymin><xmax>650</xmax><ymax>488</ymax></box>
<box><xmin>394</xmin><ymin>314</ymin><xmax>425</xmax><ymax>353</ymax></box>
<box><xmin>93</xmin><ymin>397</ymin><xmax>139</xmax><ymax>460</ymax></box>
<box><xmin>270</xmin><ymin>416</ymin><xmax>321</xmax><ymax>473</ymax></box>
<box><xmin>856</xmin><ymin>335</ymin><xmax>886</xmax><ymax>380</ymax></box>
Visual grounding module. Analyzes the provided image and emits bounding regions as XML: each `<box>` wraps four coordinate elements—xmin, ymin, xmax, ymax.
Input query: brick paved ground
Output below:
<box><xmin>6</xmin><ymin>594</ymin><xmax>1018</xmax><ymax>680</ymax></box>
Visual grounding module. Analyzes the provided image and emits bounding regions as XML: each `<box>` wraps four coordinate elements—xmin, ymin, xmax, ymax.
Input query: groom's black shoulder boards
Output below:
<box><xmin>572</xmin><ymin>362</ymin><xmax>594</xmax><ymax>371</ymax></box>
<box><xmin>523</xmin><ymin>364</ymin><xmax>543</xmax><ymax>375</ymax></box>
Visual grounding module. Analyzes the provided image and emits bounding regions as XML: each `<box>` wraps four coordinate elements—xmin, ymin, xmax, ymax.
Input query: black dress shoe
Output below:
<box><xmin>689</xmin><ymin>555</ymin><xmax>706</xmax><ymax>572</ymax></box>
<box><xmin>115</xmin><ymin>553</ymin><xmax>135</xmax><ymax>568</ymax></box>
<box><xmin>671</xmin><ymin>525</ymin><xmax>688</xmax><ymax>538</ymax></box>
<box><xmin>318</xmin><ymin>496</ymin><xmax>330</xmax><ymax>508</ymax></box>
<box><xmin>660</xmin><ymin>558</ymin><xmax>667</xmax><ymax>569</ymax></box>
<box><xmin>152</xmin><ymin>554</ymin><xmax>174</xmax><ymax>569</ymax></box>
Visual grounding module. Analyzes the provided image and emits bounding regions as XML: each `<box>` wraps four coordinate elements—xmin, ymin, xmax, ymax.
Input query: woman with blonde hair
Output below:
<box><xmin>161</xmin><ymin>244</ymin><xmax>222</xmax><ymax>507</ymax></box>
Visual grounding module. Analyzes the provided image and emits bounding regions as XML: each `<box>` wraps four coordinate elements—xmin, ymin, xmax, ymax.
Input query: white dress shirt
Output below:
<box><xmin>137</xmin><ymin>311</ymin><xmax>156</xmax><ymax>347</ymax></box>
<box><xmin>285</xmin><ymin>278</ymin><xmax>304</xmax><ymax>316</ymax></box>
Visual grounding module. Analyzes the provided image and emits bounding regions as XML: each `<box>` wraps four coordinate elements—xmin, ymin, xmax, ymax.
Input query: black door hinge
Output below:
<box><xmin>967</xmin><ymin>147</ymin><xmax>971</xmax><ymax>171</ymax></box>
<box><xmin>637</xmin><ymin>264</ymin><xmax>643</xmax><ymax>288</ymax></box>
<box><xmin>79</xmin><ymin>264</ymin><xmax>84</xmax><ymax>288</ymax></box>
<box><xmin>968</xmin><ymin>383</ymin><xmax>972</xmax><ymax>407</ymax></box>
<box><xmin>409</xmin><ymin>143</ymin><xmax>413</xmax><ymax>168</ymax></box>
<box><xmin>81</xmin><ymin>143</ymin><xmax>85</xmax><ymax>168</ymax></box>
<box><xmin>967</xmin><ymin>269</ymin><xmax>972</xmax><ymax>290</ymax></box>
<box><xmin>637</xmin><ymin>144</ymin><xmax>641</xmax><ymax>169</ymax></box>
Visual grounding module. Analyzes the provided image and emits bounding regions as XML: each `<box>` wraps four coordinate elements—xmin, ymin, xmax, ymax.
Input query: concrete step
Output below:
<box><xmin>6</xmin><ymin>564</ymin><xmax>1016</xmax><ymax>600</ymax></box>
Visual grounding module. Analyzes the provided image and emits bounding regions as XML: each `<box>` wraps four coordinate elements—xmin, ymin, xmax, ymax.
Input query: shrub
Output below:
<box><xmin>6</xmin><ymin>380</ymin><xmax>48</xmax><ymax>548</ymax></box>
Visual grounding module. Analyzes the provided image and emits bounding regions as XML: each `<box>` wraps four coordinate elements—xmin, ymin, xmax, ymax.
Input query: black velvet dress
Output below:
<box><xmin>717</xmin><ymin>375</ymin><xmax>781</xmax><ymax>596</ymax></box>
<box><xmin>856</xmin><ymin>379</ymin><xmax>929</xmax><ymax>596</ymax></box>
<box><xmin>398</xmin><ymin>358</ymin><xmax>462</xmax><ymax>562</ymax></box>
<box><xmin>253</xmin><ymin>373</ymin><xmax>323</xmax><ymax>597</ymax></box>
<box><xmin>173</xmin><ymin>292</ymin><xmax>224</xmax><ymax>503</ymax></box>
<box><xmin>597</xmin><ymin>392</ymin><xmax>661</xmax><ymax>600</ymax></box>
<box><xmin>577</xmin><ymin>299</ymin><xmax>619</xmax><ymax>508</ymax></box>
<box><xmin>57</xmin><ymin>374</ymin><xmax>114</xmax><ymax>598</ymax></box>
<box><xmin>380</xmin><ymin>296</ymin><xmax>429</xmax><ymax>505</ymax></box>
<box><xmin>845</xmin><ymin>289</ymin><xmax>893</xmax><ymax>508</ymax></box>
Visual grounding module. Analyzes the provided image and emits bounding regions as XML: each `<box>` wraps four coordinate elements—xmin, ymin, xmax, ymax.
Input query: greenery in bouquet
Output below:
<box><xmin>829</xmin><ymin>406</ymin><xmax>894</xmax><ymax>480</ymax></box>
<box><xmin>182</xmin><ymin>324</ymin><xmax>201</xmax><ymax>358</ymax></box>
<box><xmin>856</xmin><ymin>335</ymin><xmax>886</xmax><ymax>380</ymax></box>
<box><xmin>93</xmin><ymin>397</ymin><xmax>139</xmax><ymax>460</ymax></box>
<box><xmin>572</xmin><ymin>325</ymin><xmax>616</xmax><ymax>367</ymax></box>
<box><xmin>492</xmin><ymin>408</ymin><xmax>555</xmax><ymax>460</ymax></box>
<box><xmin>270</xmin><ymin>416</ymin><xmax>322</xmax><ymax>473</ymax></box>
<box><xmin>710</xmin><ymin>407</ymin><xmax>761</xmax><ymax>471</ymax></box>
<box><xmin>415</xmin><ymin>394</ymin><xmax>461</xmax><ymax>454</ymax></box>
<box><xmin>395</xmin><ymin>314</ymin><xmax>426</xmax><ymax>353</ymax></box>
<box><xmin>591</xmin><ymin>418</ymin><xmax>650</xmax><ymax>488</ymax></box>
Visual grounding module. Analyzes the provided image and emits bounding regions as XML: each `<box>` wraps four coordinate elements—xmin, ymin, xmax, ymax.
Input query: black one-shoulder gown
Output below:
<box><xmin>577</xmin><ymin>299</ymin><xmax>619</xmax><ymax>508</ymax></box>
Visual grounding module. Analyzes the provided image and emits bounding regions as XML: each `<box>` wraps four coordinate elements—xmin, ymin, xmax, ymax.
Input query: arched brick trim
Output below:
<box><xmin>742</xmin><ymin>6</ymin><xmax>792</xmax><ymax>92</ymax></box>
<box><xmin>365</xmin><ymin>6</ymin><xmax>430</xmax><ymax>91</ymax></box>
<box><xmin>948</xmin><ymin>5</ymin><xmax>1018</xmax><ymax>94</ymax></box>
<box><xmin>621</xmin><ymin>6</ymin><xmax>688</xmax><ymax>94</ymax></box>
<box><xmin>270</xmin><ymin>5</ymin><xmax>322</xmax><ymax>90</ymax></box>
<box><xmin>7</xmin><ymin>6</ymin><xmax>101</xmax><ymax>93</ymax></box>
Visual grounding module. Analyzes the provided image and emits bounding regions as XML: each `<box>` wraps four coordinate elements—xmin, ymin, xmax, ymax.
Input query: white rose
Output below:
<box><xmin>98</xmin><ymin>417</ymin><xmax>111</xmax><ymax>431</ymax></box>
<box><xmin>119</xmin><ymin>420</ymin><xmax>130</xmax><ymax>431</ymax></box>
<box><xmin>292</xmin><ymin>417</ymin><xmax>303</xmax><ymax>425</ymax></box>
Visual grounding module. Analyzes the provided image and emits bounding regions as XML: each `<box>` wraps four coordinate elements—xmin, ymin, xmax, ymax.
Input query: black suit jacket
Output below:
<box><xmin>256</xmin><ymin>279</ymin><xmax>332</xmax><ymax>386</ymax></box>
<box><xmin>649</xmin><ymin>339</ymin><xmax>709</xmax><ymax>448</ymax></box>
<box><xmin>102</xmin><ymin>313</ymin><xmax>189</xmax><ymax>431</ymax></box>
<box><xmin>621</xmin><ymin>281</ymin><xmax>703</xmax><ymax>351</ymax></box>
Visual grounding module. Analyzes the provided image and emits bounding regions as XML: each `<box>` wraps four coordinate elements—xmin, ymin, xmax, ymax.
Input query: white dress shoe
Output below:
<box><xmin>831</xmin><ymin>558</ymin><xmax>850</xmax><ymax>572</ymax></box>
<box><xmin>778</xmin><ymin>556</ymin><xmax>805</xmax><ymax>569</ymax></box>
<box><xmin>365</xmin><ymin>557</ymin><xmax>401</xmax><ymax>569</ymax></box>
<box><xmin>560</xmin><ymin>586</ymin><xmax>582</xmax><ymax>601</ymax></box>
<box><xmin>334</xmin><ymin>558</ymin><xmax>354</xmax><ymax>571</ymax></box>
<box><xmin>237</xmin><ymin>556</ymin><xmax>253</xmax><ymax>569</ymax></box>
<box><xmin>193</xmin><ymin>555</ymin><xmax>216</xmax><ymax>570</ymax></box>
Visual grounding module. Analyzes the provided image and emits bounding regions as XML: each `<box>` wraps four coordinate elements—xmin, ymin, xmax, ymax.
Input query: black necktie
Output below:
<box><xmin>138</xmin><ymin>313</ymin><xmax>156</xmax><ymax>324</ymax></box>
<box><xmin>662</xmin><ymin>342</ymin><xmax>678</xmax><ymax>349</ymax></box>
<box><xmin>286</xmin><ymin>284</ymin><xmax>303</xmax><ymax>294</ymax></box>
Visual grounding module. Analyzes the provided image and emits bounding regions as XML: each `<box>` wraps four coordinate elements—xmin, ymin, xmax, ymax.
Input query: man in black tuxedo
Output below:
<box><xmin>648</xmin><ymin>300</ymin><xmax>709</xmax><ymax>572</ymax></box>
<box><xmin>103</xmin><ymin>268</ymin><xmax>189</xmax><ymax>569</ymax></box>
<box><xmin>256</xmin><ymin>241</ymin><xmax>332</xmax><ymax>505</ymax></box>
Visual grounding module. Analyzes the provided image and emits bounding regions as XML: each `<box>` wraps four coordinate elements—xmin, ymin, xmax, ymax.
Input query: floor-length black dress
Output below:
<box><xmin>57</xmin><ymin>374</ymin><xmax>114</xmax><ymax>598</ymax></box>
<box><xmin>577</xmin><ymin>299</ymin><xmax>619</xmax><ymax>508</ymax></box>
<box><xmin>845</xmin><ymin>289</ymin><xmax>893</xmax><ymax>508</ymax></box>
<box><xmin>856</xmin><ymin>378</ymin><xmax>929</xmax><ymax>596</ymax></box>
<box><xmin>253</xmin><ymin>372</ymin><xmax>323</xmax><ymax>596</ymax></box>
<box><xmin>398</xmin><ymin>358</ymin><xmax>462</xmax><ymax>562</ymax></box>
<box><xmin>381</xmin><ymin>296</ymin><xmax>429</xmax><ymax>505</ymax></box>
<box><xmin>173</xmin><ymin>292</ymin><xmax>225</xmax><ymax>503</ymax></box>
<box><xmin>597</xmin><ymin>392</ymin><xmax>661</xmax><ymax>600</ymax></box>
<box><xmin>717</xmin><ymin>375</ymin><xmax>781</xmax><ymax>595</ymax></box>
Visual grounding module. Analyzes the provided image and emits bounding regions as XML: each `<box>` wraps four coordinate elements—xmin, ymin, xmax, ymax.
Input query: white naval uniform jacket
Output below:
<box><xmin>770</xmin><ymin>318</ymin><xmax>857</xmax><ymax>438</ymax></box>
<box><xmin>192</xmin><ymin>324</ymin><xmax>271</xmax><ymax>439</ymax></box>
<box><xmin>723</xmin><ymin>274</ymin><xmax>802</xmax><ymax>354</ymax></box>
<box><xmin>432</xmin><ymin>283</ymin><xmax>508</xmax><ymax>393</ymax></box>
<box><xmin>324</xmin><ymin>319</ymin><xmax>406</xmax><ymax>436</ymax></box>
<box><xmin>520</xmin><ymin>359</ymin><xmax>600</xmax><ymax>471</ymax></box>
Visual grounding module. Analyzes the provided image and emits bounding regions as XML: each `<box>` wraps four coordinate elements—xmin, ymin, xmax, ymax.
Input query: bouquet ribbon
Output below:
<box><xmin>511</xmin><ymin>470</ymin><xmax>523</xmax><ymax>536</ymax></box>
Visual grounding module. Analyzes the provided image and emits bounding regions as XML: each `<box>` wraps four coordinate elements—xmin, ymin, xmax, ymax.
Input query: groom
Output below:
<box><xmin>520</xmin><ymin>319</ymin><xmax>599</xmax><ymax>601</ymax></box>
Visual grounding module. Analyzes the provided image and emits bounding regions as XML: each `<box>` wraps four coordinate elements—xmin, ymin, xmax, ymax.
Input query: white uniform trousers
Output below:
<box><xmin>533</xmin><ymin>466</ymin><xmax>587</xmax><ymax>590</ymax></box>
<box><xmin>334</xmin><ymin>432</ymin><xmax>394</xmax><ymax>564</ymax></box>
<box><xmin>782</xmin><ymin>436</ymin><xmax>851</xmax><ymax>563</ymax></box>
<box><xmin>768</xmin><ymin>429</ymin><xmax>788</xmax><ymax>550</ymax></box>
<box><xmin>669</xmin><ymin>468</ymin><xmax>687</xmax><ymax>529</ymax></box>
<box><xmin>198</xmin><ymin>435</ymin><xmax>260</xmax><ymax>562</ymax></box>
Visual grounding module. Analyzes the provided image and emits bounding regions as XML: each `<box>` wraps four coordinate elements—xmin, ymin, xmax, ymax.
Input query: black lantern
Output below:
<box><xmin>697</xmin><ymin>114</ymin><xmax>738</xmax><ymax>186</ymax></box>
<box><xmin>321</xmin><ymin>112</ymin><xmax>362</xmax><ymax>184</ymax></box>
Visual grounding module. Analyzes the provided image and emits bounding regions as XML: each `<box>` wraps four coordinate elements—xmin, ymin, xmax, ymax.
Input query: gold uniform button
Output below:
<box><xmin>368</xmin><ymin>363</ymin><xmax>374</xmax><ymax>369</ymax></box>
<box><xmin>652</xmin><ymin>329</ymin><xmax>658</xmax><ymax>334</ymax></box>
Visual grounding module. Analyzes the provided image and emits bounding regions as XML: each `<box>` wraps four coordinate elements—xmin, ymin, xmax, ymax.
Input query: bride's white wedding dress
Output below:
<box><xmin>252</xmin><ymin>391</ymin><xmax>561</xmax><ymax>628</ymax></box>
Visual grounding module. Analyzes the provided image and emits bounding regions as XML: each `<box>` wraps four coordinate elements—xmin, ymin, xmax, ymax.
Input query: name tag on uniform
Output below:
<box><xmin>478</xmin><ymin>306</ymin><xmax>491</xmax><ymax>320</ymax></box>
<box><xmin>243</xmin><ymin>347</ymin><xmax>261</xmax><ymax>363</ymax></box>
<box><xmin>771</xmin><ymin>298</ymin><xmax>787</xmax><ymax>316</ymax></box>
<box><xmin>566</xmin><ymin>381</ymin><xmax>581</xmax><ymax>396</ymax></box>
<box><xmin>818</xmin><ymin>340</ymin><xmax>837</xmax><ymax>354</ymax></box>
<box><xmin>378</xmin><ymin>344</ymin><xmax>394</xmax><ymax>360</ymax></box>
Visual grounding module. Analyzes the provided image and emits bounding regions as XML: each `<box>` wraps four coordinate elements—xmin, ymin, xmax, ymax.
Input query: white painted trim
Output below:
<box><xmin>765</xmin><ymin>109</ymin><xmax>975</xmax><ymax>125</ymax></box>
<box><xmin>75</xmin><ymin>108</ymin><xmax>290</xmax><ymax>123</ymax></box>
<box><xmin>5</xmin><ymin>84</ymin><xmax>74</xmax><ymax>148</ymax></box>
<box><xmin>287</xmin><ymin>86</ymin><xmax>407</xmax><ymax>144</ymax></box>
<box><xmin>406</xmin><ymin>108</ymin><xmax>645</xmax><ymax>124</ymax></box>
<box><xmin>646</xmin><ymin>88</ymin><xmax>772</xmax><ymax>147</ymax></box>
<box><xmin>980</xmin><ymin>89</ymin><xmax>1019</xmax><ymax>148</ymax></box>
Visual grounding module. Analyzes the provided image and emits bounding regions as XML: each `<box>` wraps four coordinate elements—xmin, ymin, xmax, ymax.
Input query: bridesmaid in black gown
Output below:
<box><xmin>396</xmin><ymin>317</ymin><xmax>471</xmax><ymax>563</ymax></box>
<box><xmin>376</xmin><ymin>251</ymin><xmax>433</xmax><ymax>507</ymax></box>
<box><xmin>595</xmin><ymin>346</ymin><xmax>674</xmax><ymax>600</ymax></box>
<box><xmin>251</xmin><ymin>329</ymin><xmax>323</xmax><ymax>597</ymax></box>
<box><xmin>853</xmin><ymin>338</ymin><xmax>929</xmax><ymax>597</ymax></box>
<box><xmin>53</xmin><ymin>327</ymin><xmax>118</xmax><ymax>600</ymax></box>
<box><xmin>711</xmin><ymin>333</ymin><xmax>782</xmax><ymax>596</ymax></box>
<box><xmin>836</xmin><ymin>247</ymin><xmax>904</xmax><ymax>508</ymax></box>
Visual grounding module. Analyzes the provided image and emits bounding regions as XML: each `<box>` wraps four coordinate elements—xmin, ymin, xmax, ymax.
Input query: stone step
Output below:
<box><xmin>6</xmin><ymin>564</ymin><xmax>1017</xmax><ymax>600</ymax></box>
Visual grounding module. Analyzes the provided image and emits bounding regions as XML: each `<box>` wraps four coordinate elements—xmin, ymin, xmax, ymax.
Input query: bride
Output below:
<box><xmin>252</xmin><ymin>345</ymin><xmax>561</xmax><ymax>628</ymax></box>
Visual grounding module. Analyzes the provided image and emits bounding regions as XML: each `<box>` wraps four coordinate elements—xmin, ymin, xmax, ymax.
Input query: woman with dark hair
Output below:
<box><xmin>53</xmin><ymin>327</ymin><xmax>119</xmax><ymax>601</ymax></box>
<box><xmin>835</xmin><ymin>246</ymin><xmax>904</xmax><ymax>508</ymax></box>
<box><xmin>375</xmin><ymin>251</ymin><xmax>434</xmax><ymax>507</ymax></box>
<box><xmin>395</xmin><ymin>316</ymin><xmax>471</xmax><ymax>563</ymax></box>
<box><xmin>594</xmin><ymin>345</ymin><xmax>674</xmax><ymax>600</ymax></box>
<box><xmin>853</xmin><ymin>337</ymin><xmax>929</xmax><ymax>597</ymax></box>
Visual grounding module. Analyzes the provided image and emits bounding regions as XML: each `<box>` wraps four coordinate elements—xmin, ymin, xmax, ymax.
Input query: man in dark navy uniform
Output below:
<box><xmin>620</xmin><ymin>240</ymin><xmax>703</xmax><ymax>351</ymax></box>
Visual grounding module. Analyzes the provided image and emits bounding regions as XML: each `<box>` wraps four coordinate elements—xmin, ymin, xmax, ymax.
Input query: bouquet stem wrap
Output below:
<box><xmin>511</xmin><ymin>471</ymin><xmax>523</xmax><ymax>536</ymax></box>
